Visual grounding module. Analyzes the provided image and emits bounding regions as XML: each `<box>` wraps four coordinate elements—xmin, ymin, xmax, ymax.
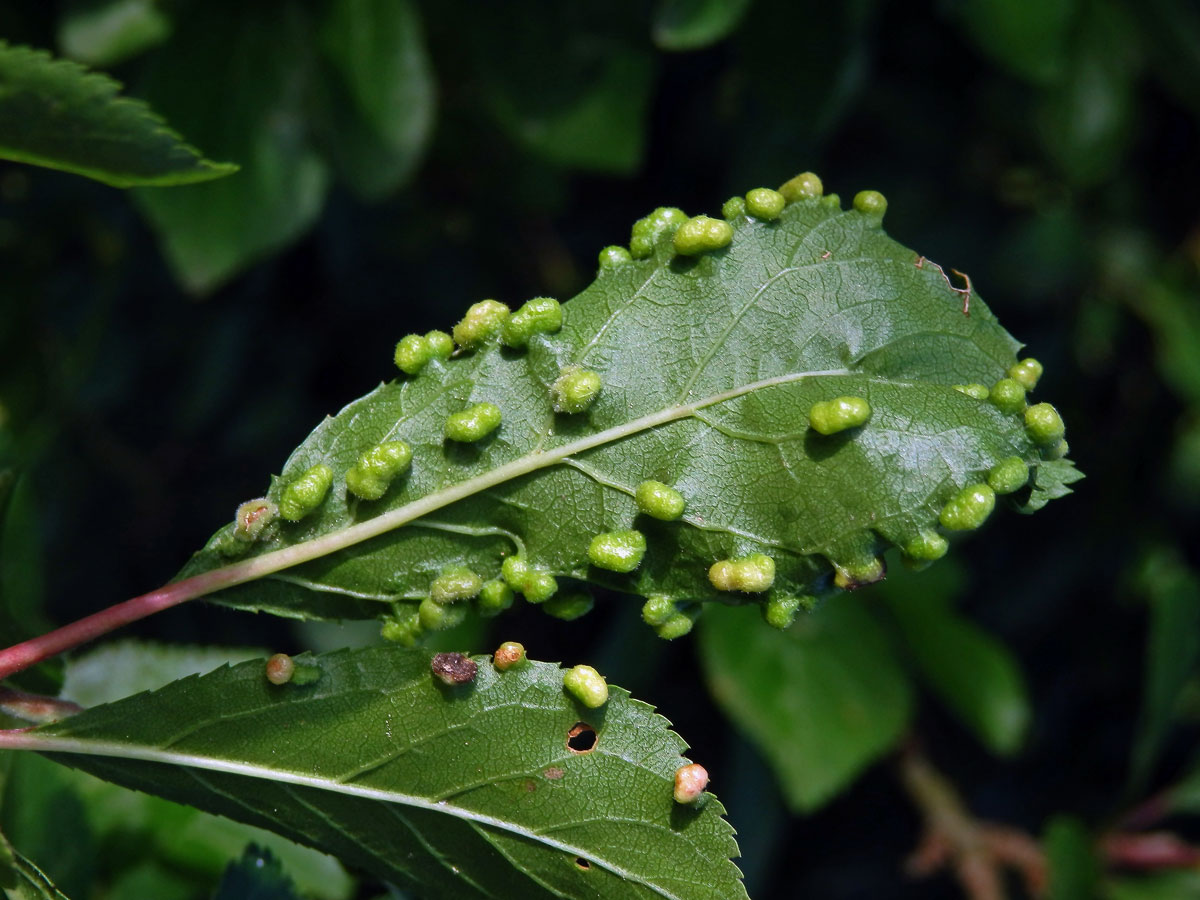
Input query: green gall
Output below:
<box><xmin>430</xmin><ymin>652</ymin><xmax>477</xmax><ymax>686</ymax></box>
<box><xmin>430</xmin><ymin>566</ymin><xmax>482</xmax><ymax>604</ymax></box>
<box><xmin>289</xmin><ymin>661</ymin><xmax>322</xmax><ymax>686</ymax></box>
<box><xmin>853</xmin><ymin>190</ymin><xmax>888</xmax><ymax>217</ymax></box>
<box><xmin>501</xmin><ymin>556</ymin><xmax>558</xmax><ymax>603</ymax></box>
<box><xmin>673</xmin><ymin>215</ymin><xmax>734</xmax><ymax>256</ymax></box>
<box><xmin>598</xmin><ymin>245</ymin><xmax>632</xmax><ymax>270</ymax></box>
<box><xmin>493</xmin><ymin>641</ymin><xmax>526</xmax><ymax>670</ymax></box>
<box><xmin>265</xmin><ymin>653</ymin><xmax>294</xmax><ymax>685</ymax></box>
<box><xmin>551</xmin><ymin>366</ymin><xmax>602</xmax><ymax>414</ymax></box>
<box><xmin>1042</xmin><ymin>439</ymin><xmax>1069</xmax><ymax>460</ymax></box>
<box><xmin>445</xmin><ymin>402</ymin><xmax>502</xmax><ymax>442</ymax></box>
<box><xmin>279</xmin><ymin>464</ymin><xmax>334</xmax><ymax>522</ymax></box>
<box><xmin>234</xmin><ymin>498</ymin><xmax>277</xmax><ymax>542</ymax></box>
<box><xmin>820</xmin><ymin>193</ymin><xmax>841</xmax><ymax>209</ymax></box>
<box><xmin>939</xmin><ymin>483</ymin><xmax>996</xmax><ymax>531</ymax></box>
<box><xmin>393</xmin><ymin>333</ymin><xmax>431</xmax><ymax>375</ymax></box>
<box><xmin>452</xmin><ymin>299</ymin><xmax>510</xmax><ymax>349</ymax></box>
<box><xmin>778</xmin><ymin>171</ymin><xmax>823</xmax><ymax>203</ymax></box>
<box><xmin>587</xmin><ymin>529</ymin><xmax>647</xmax><ymax>573</ymax></box>
<box><xmin>642</xmin><ymin>595</ymin><xmax>677</xmax><ymax>627</ymax></box>
<box><xmin>721</xmin><ymin>196</ymin><xmax>746</xmax><ymax>219</ymax></box>
<box><xmin>833</xmin><ymin>558</ymin><xmax>886</xmax><ymax>590</ymax></box>
<box><xmin>419</xmin><ymin>596</ymin><xmax>469</xmax><ymax>631</ymax></box>
<box><xmin>904</xmin><ymin>530</ymin><xmax>949</xmax><ymax>562</ymax></box>
<box><xmin>634</xmin><ymin>480</ymin><xmax>686</xmax><ymax>520</ymax></box>
<box><xmin>501</xmin><ymin>297</ymin><xmax>562</xmax><ymax>348</ymax></box>
<box><xmin>673</xmin><ymin>763</ymin><xmax>709</xmax><ymax>804</ymax></box>
<box><xmin>1008</xmin><ymin>357</ymin><xmax>1043</xmax><ymax>391</ymax></box>
<box><xmin>953</xmin><ymin>383</ymin><xmax>990</xmax><ymax>400</ymax></box>
<box><xmin>655</xmin><ymin>608</ymin><xmax>699</xmax><ymax>640</ymax></box>
<box><xmin>563</xmin><ymin>664</ymin><xmax>608</xmax><ymax>708</ymax></box>
<box><xmin>744</xmin><ymin>188</ymin><xmax>785</xmax><ymax>220</ymax></box>
<box><xmin>543</xmin><ymin>592</ymin><xmax>594</xmax><ymax>621</ymax></box>
<box><xmin>425</xmin><ymin>330</ymin><xmax>454</xmax><ymax>360</ymax></box>
<box><xmin>987</xmin><ymin>456</ymin><xmax>1030</xmax><ymax>495</ymax></box>
<box><xmin>477</xmin><ymin>579</ymin><xmax>514</xmax><ymax>616</ymax></box>
<box><xmin>345</xmin><ymin>440</ymin><xmax>413</xmax><ymax>501</ymax></box>
<box><xmin>1025</xmin><ymin>402</ymin><xmax>1065</xmax><ymax>446</ymax></box>
<box><xmin>989</xmin><ymin>378</ymin><xmax>1026</xmax><ymax>415</ymax></box>
<box><xmin>380</xmin><ymin>609</ymin><xmax>422</xmax><ymax>646</ymax></box>
<box><xmin>708</xmin><ymin>553</ymin><xmax>775</xmax><ymax>592</ymax></box>
<box><xmin>808</xmin><ymin>396</ymin><xmax>872</xmax><ymax>435</ymax></box>
<box><xmin>630</xmin><ymin>206</ymin><xmax>688</xmax><ymax>259</ymax></box>
<box><xmin>763</xmin><ymin>595</ymin><xmax>806</xmax><ymax>630</ymax></box>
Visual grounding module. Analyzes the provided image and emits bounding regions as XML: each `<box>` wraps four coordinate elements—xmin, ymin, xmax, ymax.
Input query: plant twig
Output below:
<box><xmin>898</xmin><ymin>740</ymin><xmax>1047</xmax><ymax>900</ymax></box>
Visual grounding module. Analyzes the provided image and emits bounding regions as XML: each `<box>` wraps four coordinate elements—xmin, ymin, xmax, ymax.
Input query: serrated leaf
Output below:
<box><xmin>1016</xmin><ymin>457</ymin><xmax>1083</xmax><ymax>513</ymax></box>
<box><xmin>699</xmin><ymin>597</ymin><xmax>913</xmax><ymax>812</ymax></box>
<box><xmin>176</xmin><ymin>185</ymin><xmax>1075</xmax><ymax>632</ymax></box>
<box><xmin>8</xmin><ymin>647</ymin><xmax>746</xmax><ymax>900</ymax></box>
<box><xmin>0</xmin><ymin>42</ymin><xmax>235</xmax><ymax>188</ymax></box>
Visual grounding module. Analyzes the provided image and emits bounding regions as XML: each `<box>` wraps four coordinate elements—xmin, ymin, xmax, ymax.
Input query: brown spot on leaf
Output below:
<box><xmin>431</xmin><ymin>652</ymin><xmax>477</xmax><ymax>686</ymax></box>
<box><xmin>543</xmin><ymin>766</ymin><xmax>565</xmax><ymax>780</ymax></box>
<box><xmin>265</xmin><ymin>653</ymin><xmax>294</xmax><ymax>685</ymax></box>
<box><xmin>566</xmin><ymin>721</ymin><xmax>597</xmax><ymax>754</ymax></box>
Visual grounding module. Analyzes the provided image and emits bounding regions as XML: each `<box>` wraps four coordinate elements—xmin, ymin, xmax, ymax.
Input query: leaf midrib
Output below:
<box><xmin>5</xmin><ymin>731</ymin><xmax>693</xmax><ymax>899</ymax></box>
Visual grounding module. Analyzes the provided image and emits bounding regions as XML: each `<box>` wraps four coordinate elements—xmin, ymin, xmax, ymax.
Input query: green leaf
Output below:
<box><xmin>1130</xmin><ymin>551</ymin><xmax>1200</xmax><ymax>791</ymax></box>
<box><xmin>177</xmin><ymin>183</ymin><xmax>1076</xmax><ymax>634</ymax></box>
<box><xmin>699</xmin><ymin>598</ymin><xmax>913</xmax><ymax>811</ymax></box>
<box><xmin>1044</xmin><ymin>815</ymin><xmax>1099</xmax><ymax>900</ymax></box>
<box><xmin>12</xmin><ymin>647</ymin><xmax>746</xmax><ymax>900</ymax></box>
<box><xmin>57</xmin><ymin>0</ymin><xmax>172</xmax><ymax>68</ymax></box>
<box><xmin>315</xmin><ymin>0</ymin><xmax>435</xmax><ymax>200</ymax></box>
<box><xmin>1</xmin><ymin>845</ymin><xmax>71</xmax><ymax>900</ymax></box>
<box><xmin>0</xmin><ymin>42</ymin><xmax>235</xmax><ymax>188</ymax></box>
<box><xmin>1104</xmin><ymin>870</ymin><xmax>1200</xmax><ymax>900</ymax></box>
<box><xmin>653</xmin><ymin>0</ymin><xmax>753</xmax><ymax>51</ymax></box>
<box><xmin>132</xmin><ymin>7</ymin><xmax>328</xmax><ymax>293</ymax></box>
<box><xmin>878</xmin><ymin>560</ymin><xmax>1031</xmax><ymax>756</ymax></box>
<box><xmin>1016</xmin><ymin>457</ymin><xmax>1084</xmax><ymax>513</ymax></box>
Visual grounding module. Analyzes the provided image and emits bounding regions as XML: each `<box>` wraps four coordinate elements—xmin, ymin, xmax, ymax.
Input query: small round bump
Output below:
<box><xmin>265</xmin><ymin>653</ymin><xmax>294</xmax><ymax>685</ymax></box>
<box><xmin>903</xmin><ymin>530</ymin><xmax>949</xmax><ymax>562</ymax></box>
<box><xmin>708</xmin><ymin>553</ymin><xmax>775</xmax><ymax>592</ymax></box>
<box><xmin>430</xmin><ymin>566</ymin><xmax>483</xmax><ymax>604</ymax></box>
<box><xmin>953</xmin><ymin>384</ymin><xmax>990</xmax><ymax>400</ymax></box>
<box><xmin>673</xmin><ymin>763</ymin><xmax>709</xmax><ymax>804</ymax></box>
<box><xmin>778</xmin><ymin>171</ymin><xmax>823</xmax><ymax>203</ymax></box>
<box><xmin>808</xmin><ymin>396</ymin><xmax>872</xmax><ymax>435</ymax></box>
<box><xmin>493</xmin><ymin>641</ymin><xmax>526</xmax><ymax>671</ymax></box>
<box><xmin>1008</xmin><ymin>358</ymin><xmax>1044</xmax><ymax>391</ymax></box>
<box><xmin>721</xmin><ymin>196</ymin><xmax>746</xmax><ymax>219</ymax></box>
<box><xmin>641</xmin><ymin>595</ymin><xmax>676</xmax><ymax>627</ymax></box>
<box><xmin>425</xmin><ymin>330</ymin><xmax>454</xmax><ymax>360</ymax></box>
<box><xmin>501</xmin><ymin>556</ymin><xmax>558</xmax><ymax>603</ymax></box>
<box><xmin>634</xmin><ymin>480</ymin><xmax>686</xmax><ymax>521</ymax></box>
<box><xmin>939</xmin><ymin>484</ymin><xmax>996</xmax><ymax>531</ymax></box>
<box><xmin>394</xmin><ymin>334</ymin><xmax>432</xmax><ymax>375</ymax></box>
<box><xmin>654</xmin><ymin>609</ymin><xmax>698</xmax><ymax>640</ymax></box>
<box><xmin>452</xmin><ymin>299</ymin><xmax>510</xmax><ymax>349</ymax></box>
<box><xmin>833</xmin><ymin>558</ymin><xmax>886</xmax><ymax>590</ymax></box>
<box><xmin>543</xmin><ymin>592</ymin><xmax>594</xmax><ymax>621</ymax></box>
<box><xmin>419</xmin><ymin>596</ymin><xmax>469</xmax><ymax>631</ymax></box>
<box><xmin>630</xmin><ymin>207</ymin><xmax>688</xmax><ymax>259</ymax></box>
<box><xmin>345</xmin><ymin>440</ymin><xmax>413</xmax><ymax>501</ymax></box>
<box><xmin>445</xmin><ymin>402</ymin><xmax>502</xmax><ymax>442</ymax></box>
<box><xmin>501</xmin><ymin>297</ymin><xmax>562</xmax><ymax>348</ymax></box>
<box><xmin>853</xmin><ymin>190</ymin><xmax>887</xmax><ymax>217</ymax></box>
<box><xmin>598</xmin><ymin>245</ymin><xmax>633</xmax><ymax>270</ymax></box>
<box><xmin>551</xmin><ymin>366</ymin><xmax>602</xmax><ymax>414</ymax></box>
<box><xmin>234</xmin><ymin>498</ymin><xmax>277</xmax><ymax>542</ymax></box>
<box><xmin>1025</xmin><ymin>403</ymin><xmax>1065</xmax><ymax>446</ymax></box>
<box><xmin>819</xmin><ymin>193</ymin><xmax>841</xmax><ymax>209</ymax></box>
<box><xmin>563</xmin><ymin>664</ymin><xmax>608</xmax><ymax>708</ymax></box>
<box><xmin>279</xmin><ymin>464</ymin><xmax>334</xmax><ymax>522</ymax></box>
<box><xmin>744</xmin><ymin>188</ymin><xmax>785</xmax><ymax>220</ymax></box>
<box><xmin>989</xmin><ymin>378</ymin><xmax>1027</xmax><ymax>415</ymax></box>
<box><xmin>587</xmin><ymin>530</ymin><xmax>647</xmax><ymax>573</ymax></box>
<box><xmin>1042</xmin><ymin>439</ymin><xmax>1069</xmax><ymax>460</ymax></box>
<box><xmin>763</xmin><ymin>595</ymin><xmax>805</xmax><ymax>630</ymax></box>
<box><xmin>380</xmin><ymin>609</ymin><xmax>421</xmax><ymax>646</ymax></box>
<box><xmin>430</xmin><ymin>652</ymin><xmax>477</xmax><ymax>686</ymax></box>
<box><xmin>987</xmin><ymin>456</ymin><xmax>1030</xmax><ymax>495</ymax></box>
<box><xmin>477</xmin><ymin>579</ymin><xmax>514</xmax><ymax>616</ymax></box>
<box><xmin>673</xmin><ymin>215</ymin><xmax>734</xmax><ymax>256</ymax></box>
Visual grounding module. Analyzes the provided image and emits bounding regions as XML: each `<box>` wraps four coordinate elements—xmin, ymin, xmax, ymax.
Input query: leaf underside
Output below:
<box><xmin>21</xmin><ymin>647</ymin><xmax>746</xmax><ymax>900</ymax></box>
<box><xmin>181</xmin><ymin>184</ymin><xmax>1078</xmax><ymax>628</ymax></box>
<box><xmin>0</xmin><ymin>42</ymin><xmax>236</xmax><ymax>188</ymax></box>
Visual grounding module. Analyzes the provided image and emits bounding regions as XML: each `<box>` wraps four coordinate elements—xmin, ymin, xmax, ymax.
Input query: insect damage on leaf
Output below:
<box><xmin>182</xmin><ymin>169</ymin><xmax>1080</xmax><ymax>638</ymax></box>
<box><xmin>430</xmin><ymin>651</ymin><xmax>477</xmax><ymax>685</ymax></box>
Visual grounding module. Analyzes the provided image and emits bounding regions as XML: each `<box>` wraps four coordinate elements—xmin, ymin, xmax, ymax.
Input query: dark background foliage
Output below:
<box><xmin>1</xmin><ymin>0</ymin><xmax>1199</xmax><ymax>897</ymax></box>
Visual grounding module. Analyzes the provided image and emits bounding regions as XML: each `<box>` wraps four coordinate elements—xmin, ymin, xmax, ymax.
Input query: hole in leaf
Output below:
<box><xmin>575</xmin><ymin>858</ymin><xmax>591</xmax><ymax>870</ymax></box>
<box><xmin>567</xmin><ymin>722</ymin><xmax>597</xmax><ymax>753</ymax></box>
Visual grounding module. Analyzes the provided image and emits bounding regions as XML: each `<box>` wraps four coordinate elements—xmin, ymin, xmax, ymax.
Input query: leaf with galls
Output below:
<box><xmin>180</xmin><ymin>171</ymin><xmax>1078</xmax><ymax>634</ymax></box>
